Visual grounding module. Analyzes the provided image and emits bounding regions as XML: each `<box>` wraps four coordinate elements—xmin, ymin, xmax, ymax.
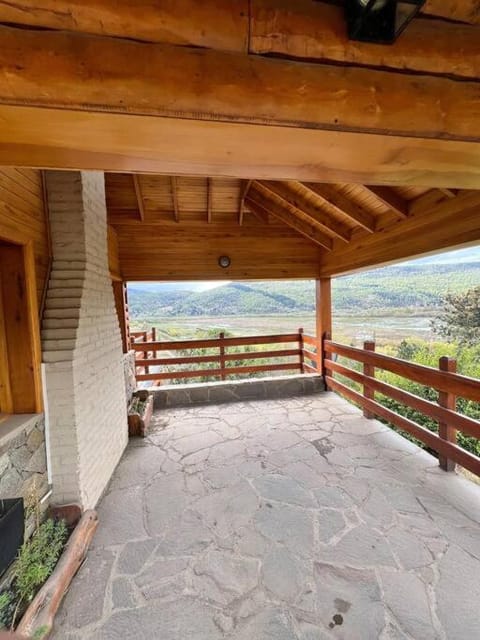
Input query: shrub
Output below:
<box><xmin>2</xmin><ymin>518</ymin><xmax>68</xmax><ymax>629</ymax></box>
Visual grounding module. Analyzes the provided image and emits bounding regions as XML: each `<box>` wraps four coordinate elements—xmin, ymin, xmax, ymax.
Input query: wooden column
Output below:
<box><xmin>363</xmin><ymin>340</ymin><xmax>376</xmax><ymax>419</ymax></box>
<box><xmin>438</xmin><ymin>356</ymin><xmax>457</xmax><ymax>472</ymax></box>
<box><xmin>315</xmin><ymin>278</ymin><xmax>332</xmax><ymax>377</ymax></box>
<box><xmin>112</xmin><ymin>281</ymin><xmax>130</xmax><ymax>353</ymax></box>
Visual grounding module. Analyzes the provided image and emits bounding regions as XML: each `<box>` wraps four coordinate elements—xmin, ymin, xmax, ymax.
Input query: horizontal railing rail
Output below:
<box><xmin>323</xmin><ymin>337</ymin><xmax>480</xmax><ymax>477</ymax></box>
<box><xmin>132</xmin><ymin>329</ymin><xmax>319</xmax><ymax>383</ymax></box>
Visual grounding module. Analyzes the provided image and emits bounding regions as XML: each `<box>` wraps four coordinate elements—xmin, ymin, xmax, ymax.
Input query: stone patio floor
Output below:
<box><xmin>52</xmin><ymin>392</ymin><xmax>480</xmax><ymax>639</ymax></box>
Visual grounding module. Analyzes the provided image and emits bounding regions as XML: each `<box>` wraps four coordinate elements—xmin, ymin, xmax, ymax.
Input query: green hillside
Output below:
<box><xmin>128</xmin><ymin>262</ymin><xmax>480</xmax><ymax>318</ymax></box>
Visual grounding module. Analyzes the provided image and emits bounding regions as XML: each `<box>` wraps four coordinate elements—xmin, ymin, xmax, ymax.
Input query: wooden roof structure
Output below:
<box><xmin>107</xmin><ymin>173</ymin><xmax>480</xmax><ymax>280</ymax></box>
<box><xmin>0</xmin><ymin>1</ymin><xmax>479</xmax><ymax>280</ymax></box>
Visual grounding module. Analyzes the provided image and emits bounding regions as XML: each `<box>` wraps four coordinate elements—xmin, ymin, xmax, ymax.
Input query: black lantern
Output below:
<box><xmin>345</xmin><ymin>0</ymin><xmax>426</xmax><ymax>44</ymax></box>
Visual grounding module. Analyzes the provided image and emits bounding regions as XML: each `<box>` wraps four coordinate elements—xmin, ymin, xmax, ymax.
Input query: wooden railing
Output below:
<box><xmin>131</xmin><ymin>329</ymin><xmax>318</xmax><ymax>382</ymax></box>
<box><xmin>323</xmin><ymin>337</ymin><xmax>480</xmax><ymax>477</ymax></box>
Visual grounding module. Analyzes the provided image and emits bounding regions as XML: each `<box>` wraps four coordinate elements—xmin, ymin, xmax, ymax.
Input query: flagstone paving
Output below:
<box><xmin>52</xmin><ymin>392</ymin><xmax>480</xmax><ymax>639</ymax></box>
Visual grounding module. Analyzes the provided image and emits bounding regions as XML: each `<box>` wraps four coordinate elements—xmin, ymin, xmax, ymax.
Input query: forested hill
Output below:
<box><xmin>127</xmin><ymin>262</ymin><xmax>480</xmax><ymax>317</ymax></box>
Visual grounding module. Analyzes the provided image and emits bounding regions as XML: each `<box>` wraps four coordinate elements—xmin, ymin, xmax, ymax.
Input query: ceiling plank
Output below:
<box><xmin>171</xmin><ymin>176</ymin><xmax>179</xmax><ymax>222</ymax></box>
<box><xmin>363</xmin><ymin>186</ymin><xmax>409</xmax><ymax>219</ymax></box>
<box><xmin>251</xmin><ymin>0</ymin><xmax>480</xmax><ymax>79</ymax></box>
<box><xmin>238</xmin><ymin>179</ymin><xmax>252</xmax><ymax>225</ymax></box>
<box><xmin>247</xmin><ymin>198</ymin><xmax>331</xmax><ymax>250</ymax></box>
<box><xmin>0</xmin><ymin>27</ymin><xmax>479</xmax><ymax>143</ymax></box>
<box><xmin>248</xmin><ymin>184</ymin><xmax>333</xmax><ymax>250</ymax></box>
<box><xmin>408</xmin><ymin>189</ymin><xmax>478</xmax><ymax>217</ymax></box>
<box><xmin>259</xmin><ymin>180</ymin><xmax>351</xmax><ymax>242</ymax></box>
<box><xmin>2</xmin><ymin>106</ymin><xmax>480</xmax><ymax>189</ymax></box>
<box><xmin>132</xmin><ymin>174</ymin><xmax>145</xmax><ymax>222</ymax></box>
<box><xmin>320</xmin><ymin>190</ymin><xmax>480</xmax><ymax>277</ymax></box>
<box><xmin>303</xmin><ymin>184</ymin><xmax>376</xmax><ymax>233</ymax></box>
<box><xmin>207</xmin><ymin>178</ymin><xmax>213</xmax><ymax>223</ymax></box>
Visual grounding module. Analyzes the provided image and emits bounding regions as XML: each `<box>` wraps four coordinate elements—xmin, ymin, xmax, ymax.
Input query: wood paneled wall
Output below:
<box><xmin>116</xmin><ymin>224</ymin><xmax>321</xmax><ymax>281</ymax></box>
<box><xmin>0</xmin><ymin>168</ymin><xmax>50</xmax><ymax>307</ymax></box>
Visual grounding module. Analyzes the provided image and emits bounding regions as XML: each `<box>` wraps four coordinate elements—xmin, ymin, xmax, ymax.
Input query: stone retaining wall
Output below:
<box><xmin>151</xmin><ymin>374</ymin><xmax>325</xmax><ymax>409</ymax></box>
<box><xmin>0</xmin><ymin>415</ymin><xmax>48</xmax><ymax>503</ymax></box>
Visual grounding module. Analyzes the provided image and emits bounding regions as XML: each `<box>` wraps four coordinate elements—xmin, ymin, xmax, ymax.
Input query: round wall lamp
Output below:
<box><xmin>218</xmin><ymin>255</ymin><xmax>231</xmax><ymax>269</ymax></box>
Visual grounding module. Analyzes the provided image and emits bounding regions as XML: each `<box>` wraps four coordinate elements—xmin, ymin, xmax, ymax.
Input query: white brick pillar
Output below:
<box><xmin>42</xmin><ymin>171</ymin><xmax>128</xmax><ymax>509</ymax></box>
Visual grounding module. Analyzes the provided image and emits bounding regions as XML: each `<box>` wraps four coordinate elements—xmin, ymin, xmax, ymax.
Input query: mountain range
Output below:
<box><xmin>127</xmin><ymin>261</ymin><xmax>480</xmax><ymax>318</ymax></box>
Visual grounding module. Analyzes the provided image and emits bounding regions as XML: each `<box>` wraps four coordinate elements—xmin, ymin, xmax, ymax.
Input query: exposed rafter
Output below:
<box><xmin>259</xmin><ymin>180</ymin><xmax>351</xmax><ymax>242</ymax></box>
<box><xmin>320</xmin><ymin>190</ymin><xmax>480</xmax><ymax>276</ymax></box>
<box><xmin>132</xmin><ymin>174</ymin><xmax>145</xmax><ymax>222</ymax></box>
<box><xmin>171</xmin><ymin>176</ymin><xmax>179</xmax><ymax>222</ymax></box>
<box><xmin>238</xmin><ymin>179</ymin><xmax>252</xmax><ymax>225</ymax></box>
<box><xmin>248</xmin><ymin>183</ymin><xmax>333</xmax><ymax>250</ymax></box>
<box><xmin>303</xmin><ymin>183</ymin><xmax>376</xmax><ymax>233</ymax></box>
<box><xmin>363</xmin><ymin>186</ymin><xmax>409</xmax><ymax>219</ymax></box>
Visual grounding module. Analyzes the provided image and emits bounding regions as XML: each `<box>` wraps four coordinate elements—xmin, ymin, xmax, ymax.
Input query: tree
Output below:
<box><xmin>432</xmin><ymin>286</ymin><xmax>480</xmax><ymax>346</ymax></box>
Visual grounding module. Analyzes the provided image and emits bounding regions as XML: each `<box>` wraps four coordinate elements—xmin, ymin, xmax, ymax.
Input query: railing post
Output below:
<box><xmin>323</xmin><ymin>332</ymin><xmax>331</xmax><ymax>389</ymax></box>
<box><xmin>438</xmin><ymin>356</ymin><xmax>457</xmax><ymax>472</ymax></box>
<box><xmin>219</xmin><ymin>332</ymin><xmax>226</xmax><ymax>380</ymax></box>
<box><xmin>151</xmin><ymin>327</ymin><xmax>156</xmax><ymax>363</ymax></box>
<box><xmin>363</xmin><ymin>340</ymin><xmax>375</xmax><ymax>419</ymax></box>
<box><xmin>298</xmin><ymin>327</ymin><xmax>305</xmax><ymax>373</ymax></box>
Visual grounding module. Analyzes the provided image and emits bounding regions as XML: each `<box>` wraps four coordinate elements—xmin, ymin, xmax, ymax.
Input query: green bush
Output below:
<box><xmin>0</xmin><ymin>518</ymin><xmax>68</xmax><ymax>629</ymax></box>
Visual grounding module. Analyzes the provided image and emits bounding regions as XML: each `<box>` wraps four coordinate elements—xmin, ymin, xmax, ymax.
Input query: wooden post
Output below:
<box><xmin>151</xmin><ymin>326</ymin><xmax>156</xmax><ymax>362</ymax></box>
<box><xmin>298</xmin><ymin>327</ymin><xmax>305</xmax><ymax>373</ymax></box>
<box><xmin>363</xmin><ymin>340</ymin><xmax>375</xmax><ymax>419</ymax></box>
<box><xmin>219</xmin><ymin>332</ymin><xmax>226</xmax><ymax>380</ymax></box>
<box><xmin>438</xmin><ymin>356</ymin><xmax>457</xmax><ymax>472</ymax></box>
<box><xmin>112</xmin><ymin>281</ymin><xmax>131</xmax><ymax>353</ymax></box>
<box><xmin>323</xmin><ymin>331</ymin><xmax>331</xmax><ymax>390</ymax></box>
<box><xmin>316</xmin><ymin>277</ymin><xmax>332</xmax><ymax>377</ymax></box>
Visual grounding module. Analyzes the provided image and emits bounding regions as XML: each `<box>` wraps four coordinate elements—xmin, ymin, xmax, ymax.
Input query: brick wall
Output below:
<box><xmin>42</xmin><ymin>171</ymin><xmax>128</xmax><ymax>509</ymax></box>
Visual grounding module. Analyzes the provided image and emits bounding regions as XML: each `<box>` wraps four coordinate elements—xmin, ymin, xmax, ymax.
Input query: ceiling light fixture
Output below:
<box><xmin>218</xmin><ymin>255</ymin><xmax>231</xmax><ymax>269</ymax></box>
<box><xmin>344</xmin><ymin>0</ymin><xmax>426</xmax><ymax>44</ymax></box>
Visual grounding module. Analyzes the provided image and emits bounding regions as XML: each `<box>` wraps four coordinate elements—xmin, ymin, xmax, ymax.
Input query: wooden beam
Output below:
<box><xmin>1</xmin><ymin>106</ymin><xmax>480</xmax><ymax>188</ymax></box>
<box><xmin>0</xmin><ymin>0</ymin><xmax>249</xmax><ymax>51</ymax></box>
<box><xmin>303</xmin><ymin>183</ymin><xmax>376</xmax><ymax>233</ymax></box>
<box><xmin>423</xmin><ymin>0</ymin><xmax>480</xmax><ymax>24</ymax></box>
<box><xmin>363</xmin><ymin>186</ymin><xmax>409</xmax><ymax>219</ymax></box>
<box><xmin>171</xmin><ymin>176</ymin><xmax>179</xmax><ymax>223</ymax></box>
<box><xmin>0</xmin><ymin>27</ymin><xmax>479</xmax><ymax>143</ymax></box>
<box><xmin>132</xmin><ymin>174</ymin><xmax>145</xmax><ymax>221</ymax></box>
<box><xmin>238</xmin><ymin>179</ymin><xmax>252</xmax><ymax>225</ymax></box>
<box><xmin>320</xmin><ymin>190</ymin><xmax>480</xmax><ymax>276</ymax></box>
<box><xmin>0</xmin><ymin>1</ymin><xmax>477</xmax><ymax>74</ymax></box>
<box><xmin>207</xmin><ymin>178</ymin><xmax>213</xmax><ymax>224</ymax></box>
<box><xmin>247</xmin><ymin>184</ymin><xmax>334</xmax><ymax>250</ymax></box>
<box><xmin>251</xmin><ymin>0</ymin><xmax>480</xmax><ymax>80</ymax></box>
<box><xmin>112</xmin><ymin>281</ymin><xmax>130</xmax><ymax>353</ymax></box>
<box><xmin>259</xmin><ymin>180</ymin><xmax>351</xmax><ymax>242</ymax></box>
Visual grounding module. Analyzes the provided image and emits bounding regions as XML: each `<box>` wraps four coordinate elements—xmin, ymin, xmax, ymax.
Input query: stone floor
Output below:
<box><xmin>52</xmin><ymin>392</ymin><xmax>480</xmax><ymax>640</ymax></box>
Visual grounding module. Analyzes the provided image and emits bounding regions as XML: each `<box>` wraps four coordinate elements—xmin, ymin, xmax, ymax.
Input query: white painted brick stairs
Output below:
<box><xmin>42</xmin><ymin>171</ymin><xmax>128</xmax><ymax>509</ymax></box>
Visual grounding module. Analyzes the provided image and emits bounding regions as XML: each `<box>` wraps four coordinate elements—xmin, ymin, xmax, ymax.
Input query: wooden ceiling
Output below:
<box><xmin>106</xmin><ymin>174</ymin><xmax>480</xmax><ymax>279</ymax></box>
